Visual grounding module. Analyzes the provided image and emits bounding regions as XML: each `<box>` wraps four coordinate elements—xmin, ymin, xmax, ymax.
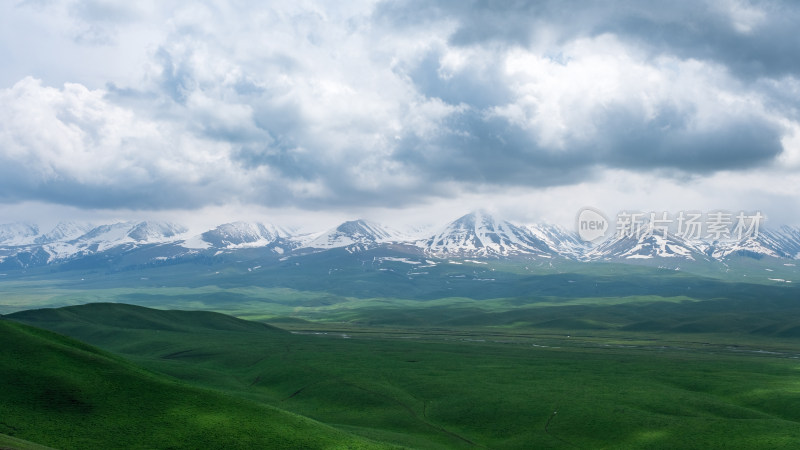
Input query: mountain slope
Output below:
<box><xmin>126</xmin><ymin>221</ymin><xmax>187</xmax><ymax>242</ymax></box>
<box><xmin>0</xmin><ymin>223</ymin><xmax>39</xmax><ymax>246</ymax></box>
<box><xmin>33</xmin><ymin>222</ymin><xmax>93</xmax><ymax>245</ymax></box>
<box><xmin>43</xmin><ymin>221</ymin><xmax>186</xmax><ymax>259</ymax></box>
<box><xmin>421</xmin><ymin>211</ymin><xmax>562</xmax><ymax>258</ymax></box>
<box><xmin>301</xmin><ymin>219</ymin><xmax>399</xmax><ymax>251</ymax></box>
<box><xmin>526</xmin><ymin>223</ymin><xmax>588</xmax><ymax>259</ymax></box>
<box><xmin>588</xmin><ymin>231</ymin><xmax>707</xmax><ymax>261</ymax></box>
<box><xmin>0</xmin><ymin>317</ymin><xmax>389</xmax><ymax>449</ymax></box>
<box><xmin>200</xmin><ymin>221</ymin><xmax>289</xmax><ymax>248</ymax></box>
<box><xmin>711</xmin><ymin>226</ymin><xmax>800</xmax><ymax>260</ymax></box>
<box><xmin>0</xmin><ymin>221</ymin><xmax>189</xmax><ymax>268</ymax></box>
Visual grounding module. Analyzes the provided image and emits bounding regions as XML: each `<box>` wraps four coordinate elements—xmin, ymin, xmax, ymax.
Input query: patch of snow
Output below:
<box><xmin>182</xmin><ymin>235</ymin><xmax>212</xmax><ymax>249</ymax></box>
<box><xmin>378</xmin><ymin>257</ymin><xmax>421</xmax><ymax>264</ymax></box>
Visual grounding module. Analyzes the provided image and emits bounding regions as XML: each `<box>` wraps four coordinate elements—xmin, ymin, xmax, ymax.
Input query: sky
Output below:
<box><xmin>1</xmin><ymin>0</ymin><xmax>799</xmax><ymax>232</ymax></box>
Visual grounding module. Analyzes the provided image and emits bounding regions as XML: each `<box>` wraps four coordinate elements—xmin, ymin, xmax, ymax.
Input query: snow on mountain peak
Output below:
<box><xmin>200</xmin><ymin>221</ymin><xmax>289</xmax><ymax>248</ymax></box>
<box><xmin>421</xmin><ymin>211</ymin><xmax>566</xmax><ymax>258</ymax></box>
<box><xmin>0</xmin><ymin>223</ymin><xmax>40</xmax><ymax>246</ymax></box>
<box><xmin>34</xmin><ymin>222</ymin><xmax>93</xmax><ymax>244</ymax></box>
<box><xmin>303</xmin><ymin>219</ymin><xmax>399</xmax><ymax>249</ymax></box>
<box><xmin>127</xmin><ymin>221</ymin><xmax>188</xmax><ymax>242</ymax></box>
<box><xmin>1</xmin><ymin>216</ymin><xmax>799</xmax><ymax>271</ymax></box>
<box><xmin>6</xmin><ymin>221</ymin><xmax>193</xmax><ymax>263</ymax></box>
<box><xmin>710</xmin><ymin>226</ymin><xmax>800</xmax><ymax>260</ymax></box>
<box><xmin>526</xmin><ymin>223</ymin><xmax>588</xmax><ymax>259</ymax></box>
<box><xmin>588</xmin><ymin>230</ymin><xmax>706</xmax><ymax>261</ymax></box>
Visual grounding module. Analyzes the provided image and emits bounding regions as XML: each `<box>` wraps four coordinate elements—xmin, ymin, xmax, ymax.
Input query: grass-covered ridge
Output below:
<box><xmin>9</xmin><ymin>301</ymin><xmax>287</xmax><ymax>333</ymax></box>
<box><xmin>0</xmin><ymin>317</ymin><xmax>392</xmax><ymax>450</ymax></box>
<box><xmin>10</xmin><ymin>303</ymin><xmax>800</xmax><ymax>449</ymax></box>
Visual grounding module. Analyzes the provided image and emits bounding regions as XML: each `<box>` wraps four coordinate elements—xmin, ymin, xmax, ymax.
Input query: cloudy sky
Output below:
<box><xmin>1</xmin><ymin>0</ymin><xmax>799</xmax><ymax>231</ymax></box>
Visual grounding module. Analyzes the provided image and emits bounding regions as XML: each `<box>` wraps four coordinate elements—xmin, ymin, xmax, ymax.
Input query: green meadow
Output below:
<box><xmin>5</xmin><ymin>301</ymin><xmax>800</xmax><ymax>449</ymax></box>
<box><xmin>2</xmin><ymin>256</ymin><xmax>800</xmax><ymax>448</ymax></box>
<box><xmin>0</xmin><ymin>317</ymin><xmax>393</xmax><ymax>449</ymax></box>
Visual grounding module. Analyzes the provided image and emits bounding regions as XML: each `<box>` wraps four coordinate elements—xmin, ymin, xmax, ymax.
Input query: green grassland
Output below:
<box><xmin>9</xmin><ymin>303</ymin><xmax>800</xmax><ymax>449</ymax></box>
<box><xmin>0</xmin><ymin>317</ymin><xmax>393</xmax><ymax>450</ymax></box>
<box><xmin>2</xmin><ymin>252</ymin><xmax>800</xmax><ymax>448</ymax></box>
<box><xmin>0</xmin><ymin>432</ymin><xmax>57</xmax><ymax>450</ymax></box>
<box><xmin>1</xmin><ymin>251</ymin><xmax>797</xmax><ymax>325</ymax></box>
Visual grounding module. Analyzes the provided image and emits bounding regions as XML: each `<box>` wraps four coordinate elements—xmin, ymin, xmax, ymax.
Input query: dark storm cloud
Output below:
<box><xmin>393</xmin><ymin>105</ymin><xmax>783</xmax><ymax>188</ymax></box>
<box><xmin>393</xmin><ymin>109</ymin><xmax>591</xmax><ymax>186</ymax></box>
<box><xmin>595</xmin><ymin>106</ymin><xmax>785</xmax><ymax>171</ymax></box>
<box><xmin>604</xmin><ymin>4</ymin><xmax>800</xmax><ymax>81</ymax></box>
<box><xmin>377</xmin><ymin>0</ymin><xmax>800</xmax><ymax>80</ymax></box>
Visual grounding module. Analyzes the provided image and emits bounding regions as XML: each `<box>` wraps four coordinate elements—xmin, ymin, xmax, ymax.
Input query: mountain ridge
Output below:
<box><xmin>1</xmin><ymin>213</ymin><xmax>798</xmax><ymax>271</ymax></box>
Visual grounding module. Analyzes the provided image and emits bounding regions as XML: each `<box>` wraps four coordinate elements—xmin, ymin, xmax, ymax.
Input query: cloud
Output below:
<box><xmin>0</xmin><ymin>0</ymin><xmax>798</xmax><ymax>216</ymax></box>
<box><xmin>394</xmin><ymin>33</ymin><xmax>785</xmax><ymax>180</ymax></box>
<box><xmin>377</xmin><ymin>0</ymin><xmax>800</xmax><ymax>80</ymax></box>
<box><xmin>0</xmin><ymin>77</ymin><xmax>240</xmax><ymax>209</ymax></box>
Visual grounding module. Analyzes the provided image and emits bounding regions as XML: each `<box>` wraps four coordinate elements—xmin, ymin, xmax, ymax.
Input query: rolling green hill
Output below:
<box><xmin>10</xmin><ymin>303</ymin><xmax>800</xmax><ymax>449</ymax></box>
<box><xmin>0</xmin><ymin>432</ymin><xmax>56</xmax><ymax>450</ymax></box>
<box><xmin>0</xmin><ymin>317</ymin><xmax>391</xmax><ymax>450</ymax></box>
<box><xmin>9</xmin><ymin>302</ymin><xmax>286</xmax><ymax>334</ymax></box>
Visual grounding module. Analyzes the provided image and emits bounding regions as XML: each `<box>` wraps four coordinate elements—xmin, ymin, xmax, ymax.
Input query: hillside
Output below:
<box><xmin>0</xmin><ymin>318</ymin><xmax>390</xmax><ymax>450</ymax></box>
<box><xmin>9</xmin><ymin>304</ymin><xmax>800</xmax><ymax>449</ymax></box>
<box><xmin>9</xmin><ymin>302</ymin><xmax>287</xmax><ymax>334</ymax></box>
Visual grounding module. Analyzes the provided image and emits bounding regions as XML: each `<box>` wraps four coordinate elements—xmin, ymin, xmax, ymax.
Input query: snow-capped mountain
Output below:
<box><xmin>0</xmin><ymin>221</ymin><xmax>189</xmax><ymax>267</ymax></box>
<box><xmin>33</xmin><ymin>222</ymin><xmax>94</xmax><ymax>244</ymax></box>
<box><xmin>1</xmin><ymin>214</ymin><xmax>799</xmax><ymax>272</ymax></box>
<box><xmin>42</xmin><ymin>221</ymin><xmax>188</xmax><ymax>259</ymax></box>
<box><xmin>200</xmin><ymin>222</ymin><xmax>289</xmax><ymax>248</ymax></box>
<box><xmin>127</xmin><ymin>221</ymin><xmax>187</xmax><ymax>242</ymax></box>
<box><xmin>0</xmin><ymin>223</ymin><xmax>40</xmax><ymax>246</ymax></box>
<box><xmin>772</xmin><ymin>226</ymin><xmax>800</xmax><ymax>258</ymax></box>
<box><xmin>420</xmin><ymin>211</ymin><xmax>565</xmax><ymax>258</ymax></box>
<box><xmin>710</xmin><ymin>226</ymin><xmax>800</xmax><ymax>260</ymax></box>
<box><xmin>588</xmin><ymin>230</ymin><xmax>707</xmax><ymax>261</ymax></box>
<box><xmin>301</xmin><ymin>219</ymin><xmax>400</xmax><ymax>250</ymax></box>
<box><xmin>68</xmin><ymin>221</ymin><xmax>187</xmax><ymax>249</ymax></box>
<box><xmin>526</xmin><ymin>223</ymin><xmax>588</xmax><ymax>259</ymax></box>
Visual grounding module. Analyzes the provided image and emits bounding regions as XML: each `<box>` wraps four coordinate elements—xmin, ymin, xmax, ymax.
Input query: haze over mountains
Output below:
<box><xmin>1</xmin><ymin>211</ymin><xmax>799</xmax><ymax>271</ymax></box>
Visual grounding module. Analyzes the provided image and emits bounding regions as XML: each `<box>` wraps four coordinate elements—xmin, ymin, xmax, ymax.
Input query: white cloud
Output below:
<box><xmin>490</xmin><ymin>34</ymin><xmax>777</xmax><ymax>153</ymax></box>
<box><xmin>0</xmin><ymin>77</ymin><xmax>244</xmax><ymax>206</ymax></box>
<box><xmin>0</xmin><ymin>0</ymin><xmax>799</xmax><ymax>226</ymax></box>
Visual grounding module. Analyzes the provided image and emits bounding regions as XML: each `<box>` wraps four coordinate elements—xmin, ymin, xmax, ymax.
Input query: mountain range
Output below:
<box><xmin>1</xmin><ymin>212</ymin><xmax>798</xmax><ymax>271</ymax></box>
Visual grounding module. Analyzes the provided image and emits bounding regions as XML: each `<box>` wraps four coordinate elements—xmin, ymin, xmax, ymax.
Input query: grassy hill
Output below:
<box><xmin>10</xmin><ymin>303</ymin><xmax>800</xmax><ymax>449</ymax></box>
<box><xmin>0</xmin><ymin>433</ymin><xmax>56</xmax><ymax>450</ymax></box>
<box><xmin>9</xmin><ymin>301</ymin><xmax>286</xmax><ymax>334</ymax></box>
<box><xmin>0</xmin><ymin>317</ymin><xmax>391</xmax><ymax>450</ymax></box>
